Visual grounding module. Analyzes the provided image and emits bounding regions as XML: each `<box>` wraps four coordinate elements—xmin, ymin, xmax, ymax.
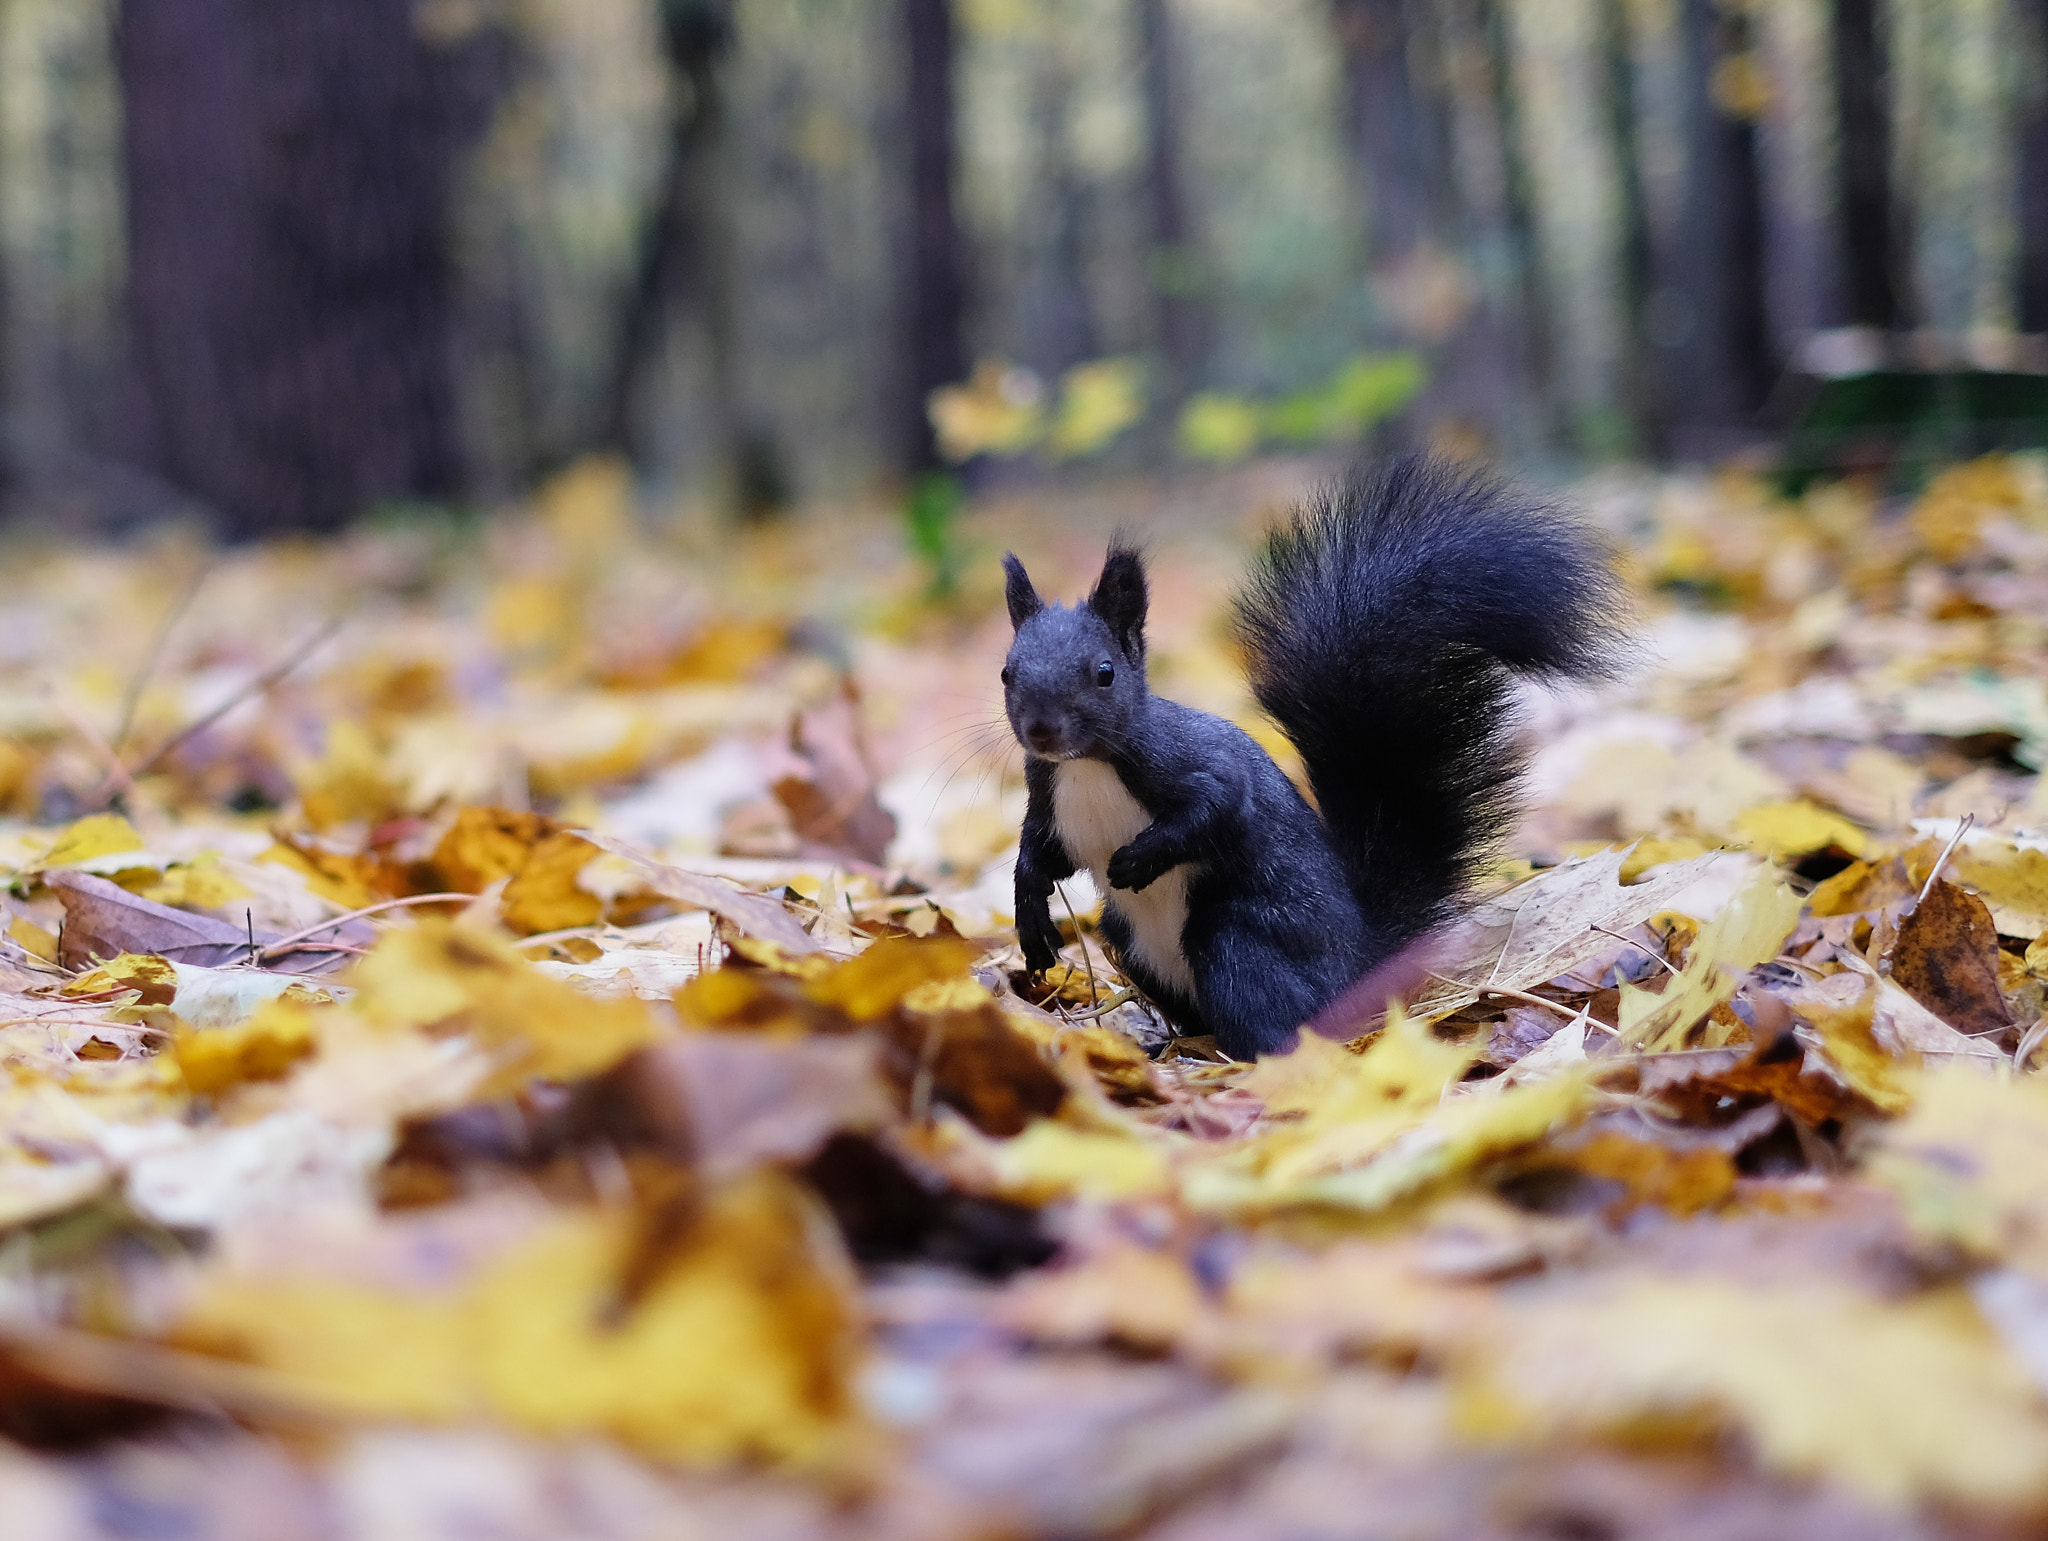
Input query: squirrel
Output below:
<box><xmin>1000</xmin><ymin>455</ymin><xmax>1621</xmax><ymax>1059</ymax></box>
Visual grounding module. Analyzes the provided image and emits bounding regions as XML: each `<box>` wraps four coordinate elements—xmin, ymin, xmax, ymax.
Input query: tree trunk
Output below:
<box><xmin>118</xmin><ymin>0</ymin><xmax>466</xmax><ymax>538</ymax></box>
<box><xmin>596</xmin><ymin>1</ymin><xmax>777</xmax><ymax>514</ymax></box>
<box><xmin>1136</xmin><ymin>0</ymin><xmax>1207</xmax><ymax>400</ymax></box>
<box><xmin>1660</xmin><ymin>0</ymin><xmax>1774</xmax><ymax>442</ymax></box>
<box><xmin>1599</xmin><ymin>0</ymin><xmax>1657</xmax><ymax>447</ymax></box>
<box><xmin>1020</xmin><ymin>57</ymin><xmax>1100</xmax><ymax>379</ymax></box>
<box><xmin>1330</xmin><ymin>0</ymin><xmax>1446</xmax><ymax>266</ymax></box>
<box><xmin>2018</xmin><ymin>0</ymin><xmax>2048</xmax><ymax>335</ymax></box>
<box><xmin>1830</xmin><ymin>0</ymin><xmax>1902</xmax><ymax>330</ymax></box>
<box><xmin>899</xmin><ymin>0</ymin><xmax>970</xmax><ymax>476</ymax></box>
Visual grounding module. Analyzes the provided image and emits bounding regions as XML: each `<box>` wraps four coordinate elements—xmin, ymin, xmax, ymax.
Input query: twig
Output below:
<box><xmin>1591</xmin><ymin>923</ymin><xmax>1678</xmax><ymax>977</ymax></box>
<box><xmin>110</xmin><ymin>563</ymin><xmax>210</xmax><ymax>756</ymax></box>
<box><xmin>256</xmin><ymin>892</ymin><xmax>472</xmax><ymax>960</ymax></box>
<box><xmin>1429</xmin><ymin>972</ymin><xmax>1622</xmax><ymax>1036</ymax></box>
<box><xmin>1059</xmin><ymin>883</ymin><xmax>1101</xmax><ymax>1007</ymax></box>
<box><xmin>1056</xmin><ymin>989</ymin><xmax>1140</xmax><ymax>1023</ymax></box>
<box><xmin>2015</xmin><ymin>1016</ymin><xmax>2048</xmax><ymax>1073</ymax></box>
<box><xmin>126</xmin><ymin>615</ymin><xmax>345</xmax><ymax>781</ymax></box>
<box><xmin>1916</xmin><ymin>813</ymin><xmax>1974</xmax><ymax>908</ymax></box>
<box><xmin>44</xmin><ymin>688</ymin><xmax>135</xmax><ymax>805</ymax></box>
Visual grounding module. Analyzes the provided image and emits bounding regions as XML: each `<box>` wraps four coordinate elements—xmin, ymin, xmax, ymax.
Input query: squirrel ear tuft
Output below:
<box><xmin>1002</xmin><ymin>554</ymin><xmax>1045</xmax><ymax>629</ymax></box>
<box><xmin>1088</xmin><ymin>545</ymin><xmax>1148</xmax><ymax>658</ymax></box>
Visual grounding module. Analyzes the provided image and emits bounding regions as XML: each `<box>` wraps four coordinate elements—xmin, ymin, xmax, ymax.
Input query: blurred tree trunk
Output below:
<box><xmin>118</xmin><ymin>0</ymin><xmax>466</xmax><ymax>538</ymax></box>
<box><xmin>1330</xmin><ymin>0</ymin><xmax>1445</xmax><ymax>266</ymax></box>
<box><xmin>1021</xmin><ymin>58</ymin><xmax>1100</xmax><ymax>380</ymax></box>
<box><xmin>599</xmin><ymin>1</ymin><xmax>781</xmax><ymax>516</ymax></box>
<box><xmin>1831</xmin><ymin>0</ymin><xmax>1902</xmax><ymax>331</ymax></box>
<box><xmin>1137</xmin><ymin>0</ymin><xmax>1208</xmax><ymax>401</ymax></box>
<box><xmin>1599</xmin><ymin>0</ymin><xmax>1657</xmax><ymax>447</ymax></box>
<box><xmin>2018</xmin><ymin>0</ymin><xmax>2048</xmax><ymax>334</ymax></box>
<box><xmin>899</xmin><ymin>0</ymin><xmax>970</xmax><ymax>476</ymax></box>
<box><xmin>1659</xmin><ymin>0</ymin><xmax>1773</xmax><ymax>445</ymax></box>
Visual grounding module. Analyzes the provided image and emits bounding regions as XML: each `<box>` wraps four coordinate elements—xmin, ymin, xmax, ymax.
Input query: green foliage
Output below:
<box><xmin>903</xmin><ymin>471</ymin><xmax>967</xmax><ymax>599</ymax></box>
<box><xmin>1178</xmin><ymin>352</ymin><xmax>1426</xmax><ymax>463</ymax></box>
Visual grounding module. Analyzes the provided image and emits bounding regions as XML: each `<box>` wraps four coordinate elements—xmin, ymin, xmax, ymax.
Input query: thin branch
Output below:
<box><xmin>45</xmin><ymin>686</ymin><xmax>136</xmax><ymax>805</ymax></box>
<box><xmin>1592</xmin><ymin>923</ymin><xmax>1679</xmax><ymax>976</ymax></box>
<box><xmin>1916</xmin><ymin>813</ymin><xmax>1974</xmax><ymax>908</ymax></box>
<box><xmin>1058</xmin><ymin>882</ymin><xmax>1101</xmax><ymax>1007</ymax></box>
<box><xmin>125</xmin><ymin>615</ymin><xmax>345</xmax><ymax>782</ymax></box>
<box><xmin>256</xmin><ymin>892</ymin><xmax>473</xmax><ymax>960</ymax></box>
<box><xmin>1429</xmin><ymin>972</ymin><xmax>1622</xmax><ymax>1036</ymax></box>
<box><xmin>1056</xmin><ymin>989</ymin><xmax>1141</xmax><ymax>1023</ymax></box>
<box><xmin>110</xmin><ymin>562</ymin><xmax>210</xmax><ymax>756</ymax></box>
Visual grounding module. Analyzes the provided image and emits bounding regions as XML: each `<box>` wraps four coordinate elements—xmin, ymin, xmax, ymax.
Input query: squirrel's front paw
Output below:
<box><xmin>1107</xmin><ymin>841</ymin><xmax>1169</xmax><ymax>892</ymax></box>
<box><xmin>1018</xmin><ymin>905</ymin><xmax>1064</xmax><ymax>973</ymax></box>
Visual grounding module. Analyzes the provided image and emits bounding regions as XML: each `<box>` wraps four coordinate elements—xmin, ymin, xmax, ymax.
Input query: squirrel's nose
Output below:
<box><xmin>1024</xmin><ymin>720</ymin><xmax>1060</xmax><ymax>752</ymax></box>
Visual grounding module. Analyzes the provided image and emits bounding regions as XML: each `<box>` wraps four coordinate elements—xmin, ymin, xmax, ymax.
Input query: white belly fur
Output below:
<box><xmin>1050</xmin><ymin>759</ymin><xmax>1196</xmax><ymax>997</ymax></box>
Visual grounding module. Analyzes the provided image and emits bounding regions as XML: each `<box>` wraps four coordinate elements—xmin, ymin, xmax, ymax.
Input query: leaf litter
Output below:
<box><xmin>0</xmin><ymin>459</ymin><xmax>2047</xmax><ymax>1534</ymax></box>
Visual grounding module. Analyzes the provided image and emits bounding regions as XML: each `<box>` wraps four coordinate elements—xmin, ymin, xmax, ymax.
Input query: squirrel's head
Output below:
<box><xmin>999</xmin><ymin>543</ymin><xmax>1148</xmax><ymax>762</ymax></box>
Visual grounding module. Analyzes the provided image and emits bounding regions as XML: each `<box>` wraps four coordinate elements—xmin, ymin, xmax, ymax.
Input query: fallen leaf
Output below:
<box><xmin>1890</xmin><ymin>879</ymin><xmax>2010</xmax><ymax>1038</ymax></box>
<box><xmin>171</xmin><ymin>1174</ymin><xmax>860</xmax><ymax>1466</ymax></box>
<box><xmin>1618</xmin><ymin>864</ymin><xmax>1803</xmax><ymax>1050</ymax></box>
<box><xmin>578</xmin><ymin>831</ymin><xmax>821</xmax><ymax>954</ymax></box>
<box><xmin>347</xmin><ymin>919</ymin><xmax>658</xmax><ymax>1096</ymax></box>
<box><xmin>1468</xmin><ymin>1275</ymin><xmax>2048</xmax><ymax>1510</ymax></box>
<box><xmin>49</xmin><ymin>871</ymin><xmax>350</xmax><ymax>974</ymax></box>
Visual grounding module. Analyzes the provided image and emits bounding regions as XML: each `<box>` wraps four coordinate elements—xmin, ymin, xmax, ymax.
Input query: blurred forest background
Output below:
<box><xmin>0</xmin><ymin>0</ymin><xmax>2044</xmax><ymax>537</ymax></box>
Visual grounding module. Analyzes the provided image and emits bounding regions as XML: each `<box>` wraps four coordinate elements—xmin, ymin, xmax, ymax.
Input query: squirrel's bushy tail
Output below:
<box><xmin>1234</xmin><ymin>455</ymin><xmax>1622</xmax><ymax>943</ymax></box>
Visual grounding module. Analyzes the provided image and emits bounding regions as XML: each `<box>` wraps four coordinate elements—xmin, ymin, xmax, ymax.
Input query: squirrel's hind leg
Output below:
<box><xmin>1185</xmin><ymin>899</ymin><xmax>1355</xmax><ymax>1059</ymax></box>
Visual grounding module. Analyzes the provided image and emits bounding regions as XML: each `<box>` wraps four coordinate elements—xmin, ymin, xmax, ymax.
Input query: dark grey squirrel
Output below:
<box><xmin>999</xmin><ymin>455</ymin><xmax>1623</xmax><ymax>1059</ymax></box>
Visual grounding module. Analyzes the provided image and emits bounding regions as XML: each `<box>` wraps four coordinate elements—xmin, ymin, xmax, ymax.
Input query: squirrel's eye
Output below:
<box><xmin>1001</xmin><ymin>665</ymin><xmax>1012</xmax><ymax>687</ymax></box>
<box><xmin>1096</xmin><ymin>661</ymin><xmax>1115</xmax><ymax>687</ymax></box>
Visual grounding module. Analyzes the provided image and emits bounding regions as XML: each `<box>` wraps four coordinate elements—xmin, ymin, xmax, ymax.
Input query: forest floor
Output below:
<box><xmin>0</xmin><ymin>452</ymin><xmax>2044</xmax><ymax>1538</ymax></box>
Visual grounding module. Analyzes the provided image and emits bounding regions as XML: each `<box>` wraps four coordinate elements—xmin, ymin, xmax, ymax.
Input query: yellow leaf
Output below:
<box><xmin>257</xmin><ymin>840</ymin><xmax>384</xmax><ymax>911</ymax></box>
<box><xmin>928</xmin><ymin>360</ymin><xmax>1045</xmax><ymax>461</ymax></box>
<box><xmin>8</xmin><ymin>914</ymin><xmax>57</xmax><ymax>963</ymax></box>
<box><xmin>1866</xmin><ymin>1068</ymin><xmax>2048</xmax><ymax>1271</ymax></box>
<box><xmin>431</xmin><ymin>805</ymin><xmax>558</xmax><ymax>893</ymax></box>
<box><xmin>175</xmin><ymin>1176</ymin><xmax>860</xmax><ymax>1466</ymax></box>
<box><xmin>1619</xmin><ymin>864</ymin><xmax>1803</xmax><ymax>1051</ymax></box>
<box><xmin>1185</xmin><ymin>1008</ymin><xmax>1564</xmax><ymax>1213</ymax></box>
<box><xmin>1468</xmin><ymin>1277</ymin><xmax>2048</xmax><ymax>1510</ymax></box>
<box><xmin>1912</xmin><ymin>455</ymin><xmax>2025</xmax><ymax>562</ymax></box>
<box><xmin>295</xmin><ymin>720</ymin><xmax>405</xmax><ymax>831</ymax></box>
<box><xmin>1731</xmin><ymin>799</ymin><xmax>1868</xmax><ymax>860</ymax></box>
<box><xmin>175</xmin><ymin>995</ymin><xmax>321</xmax><ymax>1097</ymax></box>
<box><xmin>347</xmin><ymin>919</ymin><xmax>658</xmax><ymax>1094</ymax></box>
<box><xmin>41</xmin><ymin>813</ymin><xmax>150</xmax><ymax>872</ymax></box>
<box><xmin>1045</xmin><ymin>358</ymin><xmax>1145</xmax><ymax>459</ymax></box>
<box><xmin>134</xmin><ymin>855</ymin><xmax>251</xmax><ymax>912</ymax></box>
<box><xmin>984</xmin><ymin>1120</ymin><xmax>1173</xmax><ymax>1205</ymax></box>
<box><xmin>1949</xmin><ymin>838</ymin><xmax>2048</xmax><ymax>939</ymax></box>
<box><xmin>64</xmin><ymin>952</ymin><xmax>179</xmax><ymax>1009</ymax></box>
<box><xmin>1784</xmin><ymin>972</ymin><xmax>1911</xmax><ymax>1114</ymax></box>
<box><xmin>1618</xmin><ymin>833</ymin><xmax>1717</xmax><ymax>881</ymax></box>
<box><xmin>801</xmin><ymin>936</ymin><xmax>981</xmax><ymax>1021</ymax></box>
<box><xmin>499</xmin><ymin>830</ymin><xmax>606</xmax><ymax>935</ymax></box>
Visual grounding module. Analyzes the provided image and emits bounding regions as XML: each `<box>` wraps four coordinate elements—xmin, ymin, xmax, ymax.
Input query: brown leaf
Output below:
<box><xmin>766</xmin><ymin>686</ymin><xmax>897</xmax><ymax>867</ymax></box>
<box><xmin>597</xmin><ymin>1035</ymin><xmax>896</xmax><ymax>1179</ymax></box>
<box><xmin>577</xmin><ymin>831</ymin><xmax>822</xmax><ymax>954</ymax></box>
<box><xmin>1891</xmin><ymin>878</ymin><xmax>2010</xmax><ymax>1038</ymax></box>
<box><xmin>47</xmin><ymin>871</ymin><xmax>354</xmax><ymax>974</ymax></box>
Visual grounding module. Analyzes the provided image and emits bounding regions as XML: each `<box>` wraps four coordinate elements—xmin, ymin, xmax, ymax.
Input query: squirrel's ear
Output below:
<box><xmin>1002</xmin><ymin>553</ymin><xmax>1045</xmax><ymax>629</ymax></box>
<box><xmin>1088</xmin><ymin>545</ymin><xmax>1148</xmax><ymax>658</ymax></box>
